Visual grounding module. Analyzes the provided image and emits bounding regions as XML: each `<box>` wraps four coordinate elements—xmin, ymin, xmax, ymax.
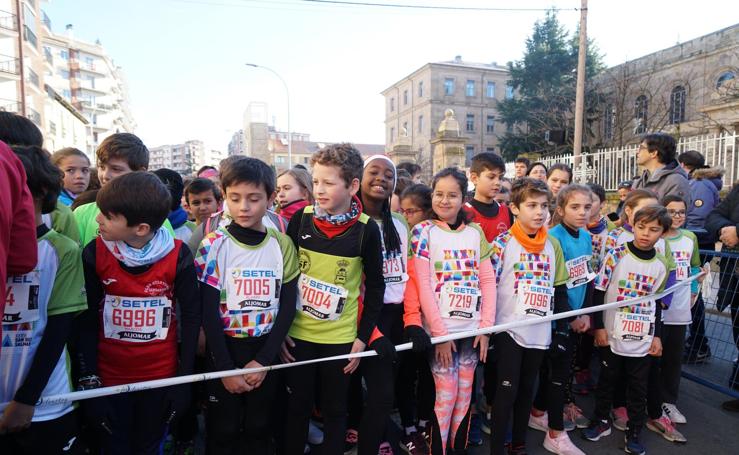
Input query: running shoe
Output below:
<box><xmin>661</xmin><ymin>403</ymin><xmax>686</xmax><ymax>424</ymax></box>
<box><xmin>528</xmin><ymin>411</ymin><xmax>549</xmax><ymax>432</ymax></box>
<box><xmin>611</xmin><ymin>407</ymin><xmax>628</xmax><ymax>431</ymax></box>
<box><xmin>646</xmin><ymin>415</ymin><xmax>687</xmax><ymax>443</ymax></box>
<box><xmin>469</xmin><ymin>412</ymin><xmax>484</xmax><ymax>446</ymax></box>
<box><xmin>564</xmin><ymin>403</ymin><xmax>590</xmax><ymax>429</ymax></box>
<box><xmin>624</xmin><ymin>431</ymin><xmax>646</xmax><ymax>455</ymax></box>
<box><xmin>400</xmin><ymin>431</ymin><xmax>429</xmax><ymax>455</ymax></box>
<box><xmin>378</xmin><ymin>441</ymin><xmax>394</xmax><ymax>455</ymax></box>
<box><xmin>581</xmin><ymin>419</ymin><xmax>612</xmax><ymax>442</ymax></box>
<box><xmin>543</xmin><ymin>431</ymin><xmax>585</xmax><ymax>455</ymax></box>
<box><xmin>344</xmin><ymin>429</ymin><xmax>358</xmax><ymax>454</ymax></box>
<box><xmin>308</xmin><ymin>420</ymin><xmax>324</xmax><ymax>445</ymax></box>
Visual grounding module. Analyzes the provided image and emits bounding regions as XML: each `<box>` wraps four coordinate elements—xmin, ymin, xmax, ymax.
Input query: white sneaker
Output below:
<box><xmin>528</xmin><ymin>412</ymin><xmax>549</xmax><ymax>432</ymax></box>
<box><xmin>308</xmin><ymin>420</ymin><xmax>324</xmax><ymax>445</ymax></box>
<box><xmin>662</xmin><ymin>402</ymin><xmax>687</xmax><ymax>424</ymax></box>
<box><xmin>543</xmin><ymin>431</ymin><xmax>586</xmax><ymax>455</ymax></box>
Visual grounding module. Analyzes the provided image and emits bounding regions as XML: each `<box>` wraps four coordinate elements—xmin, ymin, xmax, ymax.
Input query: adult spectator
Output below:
<box><xmin>0</xmin><ymin>141</ymin><xmax>38</xmax><ymax>339</ymax></box>
<box><xmin>705</xmin><ymin>183</ymin><xmax>739</xmax><ymax>412</ymax></box>
<box><xmin>397</xmin><ymin>162</ymin><xmax>423</xmax><ymax>183</ymax></box>
<box><xmin>678</xmin><ymin>150</ymin><xmax>723</xmax><ymax>245</ymax></box>
<box><xmin>632</xmin><ymin>132</ymin><xmax>691</xmax><ymax>207</ymax></box>
<box><xmin>514</xmin><ymin>156</ymin><xmax>530</xmax><ymax>179</ymax></box>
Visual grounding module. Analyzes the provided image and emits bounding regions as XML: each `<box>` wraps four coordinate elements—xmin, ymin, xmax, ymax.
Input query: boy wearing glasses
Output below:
<box><xmin>464</xmin><ymin>153</ymin><xmax>512</xmax><ymax>243</ymax></box>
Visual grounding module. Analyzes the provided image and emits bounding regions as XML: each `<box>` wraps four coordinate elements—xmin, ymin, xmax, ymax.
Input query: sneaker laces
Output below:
<box><xmin>657</xmin><ymin>415</ymin><xmax>676</xmax><ymax>432</ymax></box>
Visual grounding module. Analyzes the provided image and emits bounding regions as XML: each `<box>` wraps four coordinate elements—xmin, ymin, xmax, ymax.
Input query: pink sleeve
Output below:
<box><xmin>413</xmin><ymin>257</ymin><xmax>448</xmax><ymax>337</ymax></box>
<box><xmin>478</xmin><ymin>259</ymin><xmax>497</xmax><ymax>329</ymax></box>
<box><xmin>402</xmin><ymin>260</ymin><xmax>423</xmax><ymax>328</ymax></box>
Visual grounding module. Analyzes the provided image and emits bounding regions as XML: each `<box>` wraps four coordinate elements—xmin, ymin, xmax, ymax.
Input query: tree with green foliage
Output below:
<box><xmin>497</xmin><ymin>10</ymin><xmax>604</xmax><ymax>160</ymax></box>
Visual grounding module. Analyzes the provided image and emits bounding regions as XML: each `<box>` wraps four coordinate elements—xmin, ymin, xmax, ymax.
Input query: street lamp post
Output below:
<box><xmin>245</xmin><ymin>63</ymin><xmax>291</xmax><ymax>168</ymax></box>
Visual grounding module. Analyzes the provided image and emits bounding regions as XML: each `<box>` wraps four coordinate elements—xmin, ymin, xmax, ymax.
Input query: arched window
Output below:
<box><xmin>716</xmin><ymin>71</ymin><xmax>736</xmax><ymax>89</ymax></box>
<box><xmin>669</xmin><ymin>86</ymin><xmax>686</xmax><ymax>124</ymax></box>
<box><xmin>634</xmin><ymin>95</ymin><xmax>648</xmax><ymax>134</ymax></box>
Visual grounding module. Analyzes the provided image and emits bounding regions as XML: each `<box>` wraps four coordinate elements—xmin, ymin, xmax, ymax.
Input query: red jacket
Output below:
<box><xmin>0</xmin><ymin>141</ymin><xmax>38</xmax><ymax>340</ymax></box>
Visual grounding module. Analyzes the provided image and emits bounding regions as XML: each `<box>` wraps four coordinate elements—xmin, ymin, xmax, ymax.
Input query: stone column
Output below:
<box><xmin>430</xmin><ymin>109</ymin><xmax>468</xmax><ymax>174</ymax></box>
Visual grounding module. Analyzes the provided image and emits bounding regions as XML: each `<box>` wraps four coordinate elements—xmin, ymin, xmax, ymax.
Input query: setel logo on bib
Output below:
<box><xmin>226</xmin><ymin>268</ymin><xmax>280</xmax><ymax>311</ymax></box>
<box><xmin>103</xmin><ymin>295</ymin><xmax>172</xmax><ymax>342</ymax></box>
<box><xmin>298</xmin><ymin>275</ymin><xmax>348</xmax><ymax>320</ymax></box>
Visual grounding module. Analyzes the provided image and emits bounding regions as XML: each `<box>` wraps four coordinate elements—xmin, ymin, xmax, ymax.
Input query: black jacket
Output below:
<box><xmin>705</xmin><ymin>183</ymin><xmax>739</xmax><ymax>242</ymax></box>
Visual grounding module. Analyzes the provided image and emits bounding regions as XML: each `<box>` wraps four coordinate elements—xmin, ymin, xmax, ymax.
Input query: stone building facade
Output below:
<box><xmin>381</xmin><ymin>56</ymin><xmax>511</xmax><ymax>167</ymax></box>
<box><xmin>594</xmin><ymin>23</ymin><xmax>739</xmax><ymax>147</ymax></box>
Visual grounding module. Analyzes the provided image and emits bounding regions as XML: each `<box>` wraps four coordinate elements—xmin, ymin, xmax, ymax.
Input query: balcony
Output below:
<box><xmin>41</xmin><ymin>10</ymin><xmax>51</xmax><ymax>32</ymax></box>
<box><xmin>26</xmin><ymin>68</ymin><xmax>39</xmax><ymax>88</ymax></box>
<box><xmin>0</xmin><ymin>54</ymin><xmax>19</xmax><ymax>81</ymax></box>
<box><xmin>43</xmin><ymin>46</ymin><xmax>53</xmax><ymax>67</ymax></box>
<box><xmin>0</xmin><ymin>98</ymin><xmax>20</xmax><ymax>113</ymax></box>
<box><xmin>27</xmin><ymin>107</ymin><xmax>40</xmax><ymax>126</ymax></box>
<box><xmin>0</xmin><ymin>10</ymin><xmax>18</xmax><ymax>36</ymax></box>
<box><xmin>23</xmin><ymin>26</ymin><xmax>37</xmax><ymax>52</ymax></box>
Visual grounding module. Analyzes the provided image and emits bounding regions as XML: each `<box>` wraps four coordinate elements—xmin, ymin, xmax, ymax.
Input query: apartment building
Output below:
<box><xmin>382</xmin><ymin>56</ymin><xmax>512</xmax><ymax>165</ymax></box>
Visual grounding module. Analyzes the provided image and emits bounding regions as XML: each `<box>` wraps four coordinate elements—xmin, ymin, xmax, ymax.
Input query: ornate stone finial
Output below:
<box><xmin>438</xmin><ymin>109</ymin><xmax>460</xmax><ymax>137</ymax></box>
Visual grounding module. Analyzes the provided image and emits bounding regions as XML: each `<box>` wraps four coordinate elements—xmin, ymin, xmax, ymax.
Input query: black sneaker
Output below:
<box><xmin>722</xmin><ymin>399</ymin><xmax>739</xmax><ymax>412</ymax></box>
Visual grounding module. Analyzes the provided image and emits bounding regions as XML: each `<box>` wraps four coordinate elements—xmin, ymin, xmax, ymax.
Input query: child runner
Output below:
<box><xmin>546</xmin><ymin>164</ymin><xmax>572</xmax><ymax>201</ymax></box>
<box><xmin>196</xmin><ymin>158</ymin><xmax>299</xmax><ymax>454</ymax></box>
<box><xmin>280</xmin><ymin>144</ymin><xmax>385</xmax><ymax>455</ymax></box>
<box><xmin>154</xmin><ymin>169</ymin><xmax>196</xmax><ymax>243</ymax></box>
<box><xmin>643</xmin><ymin>195</ymin><xmax>701</xmax><ymax>443</ymax></box>
<box><xmin>276</xmin><ymin>168</ymin><xmax>313</xmax><ymax>222</ymax></box>
<box><xmin>51</xmin><ymin>147</ymin><xmax>91</xmax><ymax>207</ymax></box>
<box><xmin>526</xmin><ymin>162</ymin><xmax>548</xmax><ymax>183</ymax></box>
<box><xmin>73</xmin><ymin>133</ymin><xmax>174</xmax><ymax>247</ymax></box>
<box><xmin>184</xmin><ymin>177</ymin><xmax>222</xmax><ymax>226</ymax></box>
<box><xmin>582</xmin><ymin>205</ymin><xmax>672</xmax><ymax>455</ymax></box>
<box><xmin>0</xmin><ymin>146</ymin><xmax>86</xmax><ymax>454</ymax></box>
<box><xmin>346</xmin><ymin>155</ymin><xmax>409</xmax><ymax>454</ymax></box>
<box><xmin>489</xmin><ymin>177</ymin><xmax>569</xmax><ymax>455</ymax></box>
<box><xmin>406</xmin><ymin>167</ymin><xmax>496</xmax><ymax>455</ymax></box>
<box><xmin>529</xmin><ymin>184</ymin><xmax>594</xmax><ymax>455</ymax></box>
<box><xmin>464</xmin><ymin>152</ymin><xmax>512</xmax><ymax>242</ymax></box>
<box><xmin>400</xmin><ymin>183</ymin><xmax>433</xmax><ymax>229</ymax></box>
<box><xmin>75</xmin><ymin>172</ymin><xmax>201</xmax><ymax>454</ymax></box>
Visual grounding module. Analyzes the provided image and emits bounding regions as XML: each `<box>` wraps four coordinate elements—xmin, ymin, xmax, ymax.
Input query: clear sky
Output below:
<box><xmin>43</xmin><ymin>0</ymin><xmax>738</xmax><ymax>152</ymax></box>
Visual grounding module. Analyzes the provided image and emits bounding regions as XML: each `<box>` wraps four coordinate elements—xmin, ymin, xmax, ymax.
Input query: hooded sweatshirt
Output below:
<box><xmin>632</xmin><ymin>160</ymin><xmax>692</xmax><ymax>207</ymax></box>
<box><xmin>686</xmin><ymin>167</ymin><xmax>724</xmax><ymax>233</ymax></box>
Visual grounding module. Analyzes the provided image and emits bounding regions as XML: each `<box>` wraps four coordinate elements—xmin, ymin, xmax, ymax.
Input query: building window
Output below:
<box><xmin>466</xmin><ymin>114</ymin><xmax>474</xmax><ymax>132</ymax></box>
<box><xmin>444</xmin><ymin>78</ymin><xmax>455</xmax><ymax>95</ymax></box>
<box><xmin>466</xmin><ymin>80</ymin><xmax>475</xmax><ymax>97</ymax></box>
<box><xmin>390</xmin><ymin>127</ymin><xmax>395</xmax><ymax>142</ymax></box>
<box><xmin>486</xmin><ymin>81</ymin><xmax>496</xmax><ymax>98</ymax></box>
<box><xmin>60</xmin><ymin>50</ymin><xmax>68</xmax><ymax>60</ymax></box>
<box><xmin>62</xmin><ymin>89</ymin><xmax>71</xmax><ymax>99</ymax></box>
<box><xmin>403</xmin><ymin>90</ymin><xmax>409</xmax><ymax>105</ymax></box>
<box><xmin>60</xmin><ymin>69</ymin><xmax>70</xmax><ymax>79</ymax></box>
<box><xmin>303</xmin><ymin>157</ymin><xmax>309</xmax><ymax>164</ymax></box>
<box><xmin>390</xmin><ymin>97</ymin><xmax>395</xmax><ymax>112</ymax></box>
<box><xmin>418</xmin><ymin>115</ymin><xmax>424</xmax><ymax>133</ymax></box>
<box><xmin>418</xmin><ymin>81</ymin><xmax>424</xmax><ymax>98</ymax></box>
<box><xmin>486</xmin><ymin>115</ymin><xmax>495</xmax><ymax>134</ymax></box>
<box><xmin>716</xmin><ymin>71</ymin><xmax>735</xmax><ymax>89</ymax></box>
<box><xmin>634</xmin><ymin>95</ymin><xmax>648</xmax><ymax>134</ymax></box>
<box><xmin>465</xmin><ymin>145</ymin><xmax>475</xmax><ymax>166</ymax></box>
<box><xmin>505</xmin><ymin>85</ymin><xmax>514</xmax><ymax>99</ymax></box>
<box><xmin>603</xmin><ymin>104</ymin><xmax>615</xmax><ymax>140</ymax></box>
<box><xmin>669</xmin><ymin>86</ymin><xmax>686</xmax><ymax>124</ymax></box>
<box><xmin>486</xmin><ymin>147</ymin><xmax>495</xmax><ymax>153</ymax></box>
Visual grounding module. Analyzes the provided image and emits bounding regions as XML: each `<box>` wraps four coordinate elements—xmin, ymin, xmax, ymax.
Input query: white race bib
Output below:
<box><xmin>439</xmin><ymin>282</ymin><xmax>481</xmax><ymax>321</ymax></box>
<box><xmin>675</xmin><ymin>260</ymin><xmax>690</xmax><ymax>281</ymax></box>
<box><xmin>382</xmin><ymin>255</ymin><xmax>405</xmax><ymax>284</ymax></box>
<box><xmin>515</xmin><ymin>283</ymin><xmax>553</xmax><ymax>318</ymax></box>
<box><xmin>103</xmin><ymin>295</ymin><xmax>172</xmax><ymax>343</ymax></box>
<box><xmin>226</xmin><ymin>268</ymin><xmax>280</xmax><ymax>311</ymax></box>
<box><xmin>565</xmin><ymin>255</ymin><xmax>596</xmax><ymax>289</ymax></box>
<box><xmin>3</xmin><ymin>272</ymin><xmax>41</xmax><ymax>325</ymax></box>
<box><xmin>298</xmin><ymin>275</ymin><xmax>348</xmax><ymax>320</ymax></box>
<box><xmin>612</xmin><ymin>310</ymin><xmax>654</xmax><ymax>343</ymax></box>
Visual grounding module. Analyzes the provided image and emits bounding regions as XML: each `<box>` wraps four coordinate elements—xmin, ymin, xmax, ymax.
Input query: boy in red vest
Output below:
<box><xmin>75</xmin><ymin>172</ymin><xmax>201</xmax><ymax>455</ymax></box>
<box><xmin>465</xmin><ymin>152</ymin><xmax>512</xmax><ymax>242</ymax></box>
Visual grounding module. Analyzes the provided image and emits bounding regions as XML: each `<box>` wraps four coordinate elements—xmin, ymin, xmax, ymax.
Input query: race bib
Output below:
<box><xmin>675</xmin><ymin>260</ymin><xmax>690</xmax><ymax>281</ymax></box>
<box><xmin>565</xmin><ymin>255</ymin><xmax>596</xmax><ymax>289</ymax></box>
<box><xmin>226</xmin><ymin>268</ymin><xmax>280</xmax><ymax>311</ymax></box>
<box><xmin>298</xmin><ymin>275</ymin><xmax>348</xmax><ymax>321</ymax></box>
<box><xmin>439</xmin><ymin>282</ymin><xmax>481</xmax><ymax>320</ymax></box>
<box><xmin>612</xmin><ymin>310</ymin><xmax>654</xmax><ymax>342</ymax></box>
<box><xmin>515</xmin><ymin>283</ymin><xmax>553</xmax><ymax>318</ymax></box>
<box><xmin>382</xmin><ymin>255</ymin><xmax>405</xmax><ymax>284</ymax></box>
<box><xmin>103</xmin><ymin>295</ymin><xmax>172</xmax><ymax>342</ymax></box>
<box><xmin>3</xmin><ymin>272</ymin><xmax>41</xmax><ymax>325</ymax></box>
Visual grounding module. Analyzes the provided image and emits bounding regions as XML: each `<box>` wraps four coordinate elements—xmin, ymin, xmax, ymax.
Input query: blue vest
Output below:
<box><xmin>549</xmin><ymin>224</ymin><xmax>593</xmax><ymax>310</ymax></box>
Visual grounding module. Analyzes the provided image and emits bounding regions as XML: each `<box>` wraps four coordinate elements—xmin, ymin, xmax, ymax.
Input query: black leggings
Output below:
<box><xmin>660</xmin><ymin>324</ymin><xmax>687</xmax><ymax>404</ymax></box>
<box><xmin>532</xmin><ymin>333</ymin><xmax>573</xmax><ymax>431</ymax></box>
<box><xmin>101</xmin><ymin>388</ymin><xmax>170</xmax><ymax>455</ymax></box>
<box><xmin>397</xmin><ymin>350</ymin><xmax>435</xmax><ymax>428</ymax></box>
<box><xmin>205</xmin><ymin>337</ymin><xmax>276</xmax><ymax>455</ymax></box>
<box><xmin>491</xmin><ymin>332</ymin><xmax>546</xmax><ymax>455</ymax></box>
<box><xmin>593</xmin><ymin>347</ymin><xmax>650</xmax><ymax>432</ymax></box>
<box><xmin>284</xmin><ymin>338</ymin><xmax>354</xmax><ymax>455</ymax></box>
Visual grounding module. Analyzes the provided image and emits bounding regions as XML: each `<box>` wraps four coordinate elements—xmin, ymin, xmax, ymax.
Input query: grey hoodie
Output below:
<box><xmin>632</xmin><ymin>160</ymin><xmax>692</xmax><ymax>207</ymax></box>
